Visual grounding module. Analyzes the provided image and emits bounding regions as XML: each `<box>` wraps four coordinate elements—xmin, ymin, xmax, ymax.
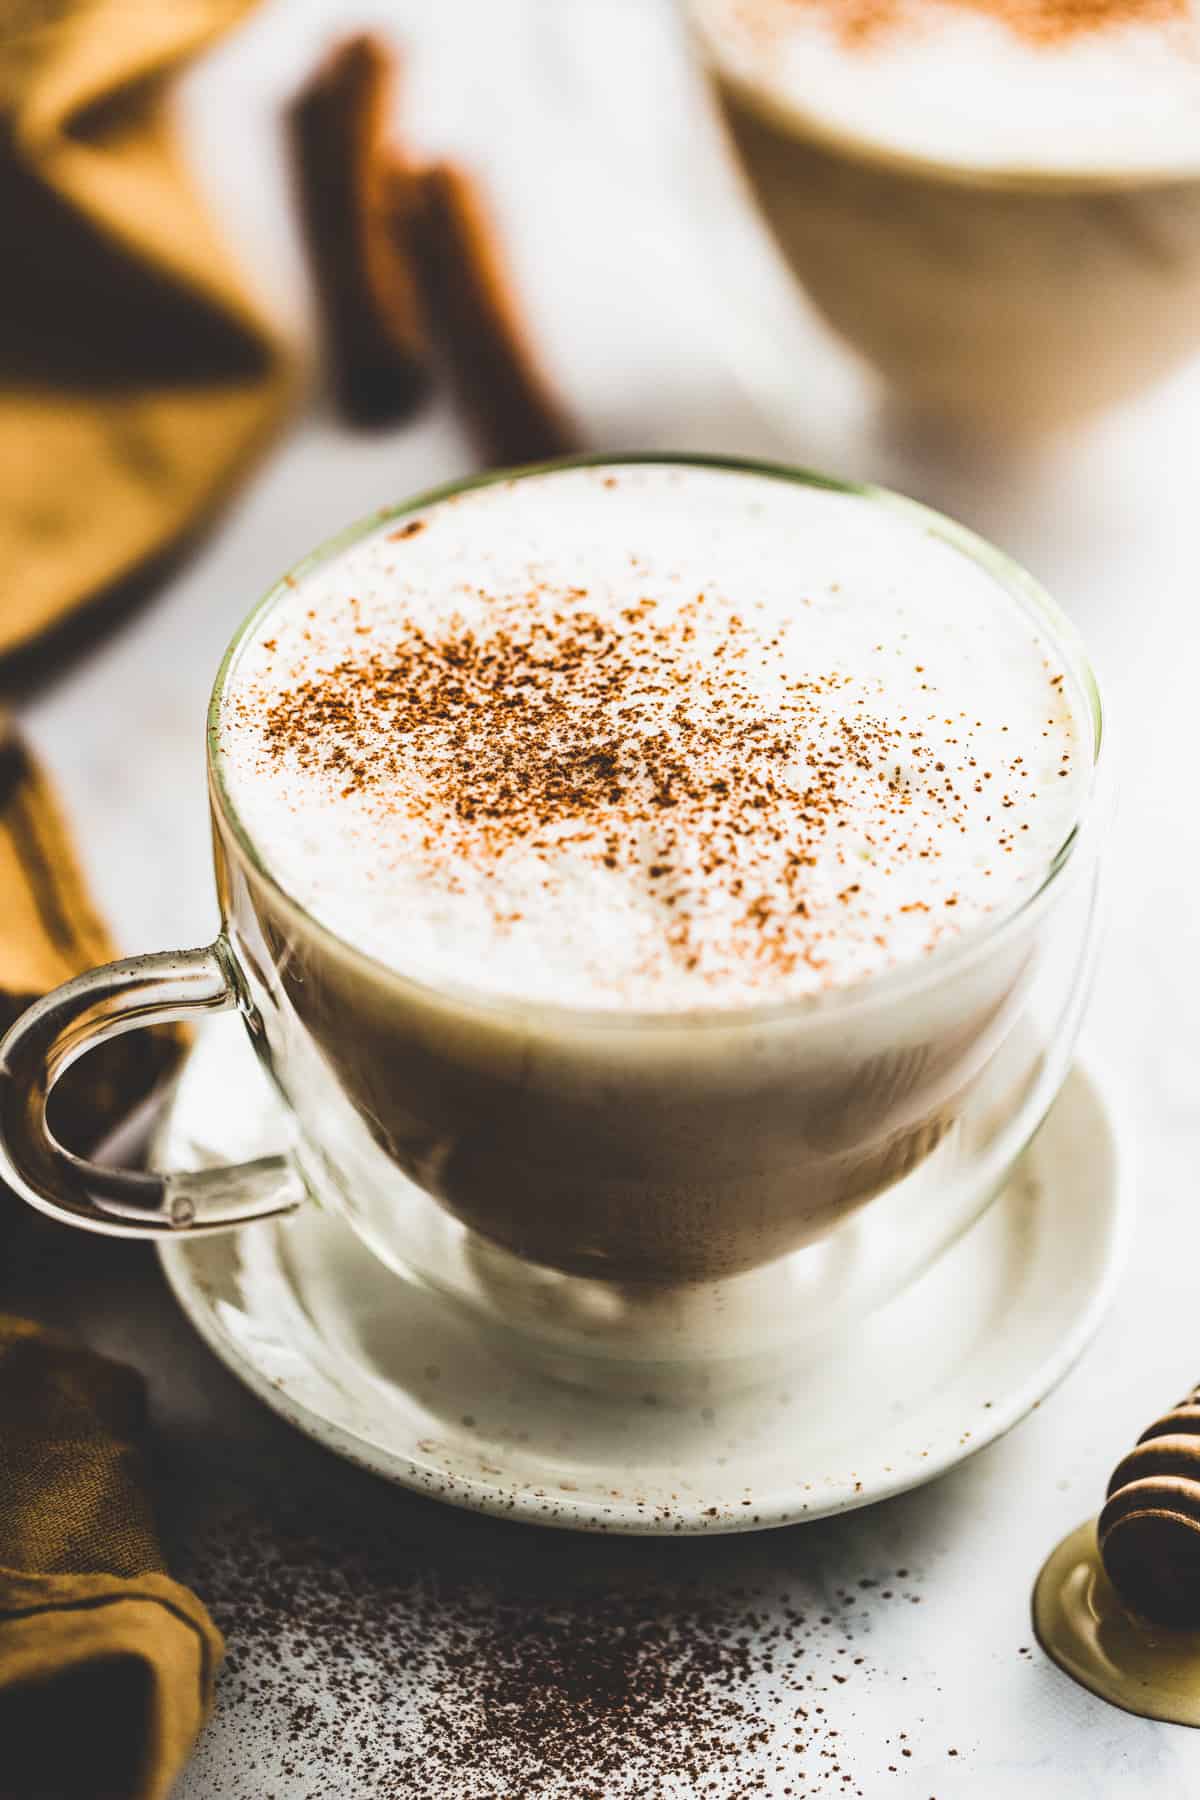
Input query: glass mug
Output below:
<box><xmin>0</xmin><ymin>457</ymin><xmax>1108</xmax><ymax>1385</ymax></box>
<box><xmin>684</xmin><ymin>4</ymin><xmax>1200</xmax><ymax>434</ymax></box>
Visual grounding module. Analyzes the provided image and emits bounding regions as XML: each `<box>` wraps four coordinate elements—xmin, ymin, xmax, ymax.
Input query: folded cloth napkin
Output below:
<box><xmin>0</xmin><ymin>1315</ymin><xmax>223</xmax><ymax>1800</ymax></box>
<box><xmin>0</xmin><ymin>717</ymin><xmax>179</xmax><ymax>1174</ymax></box>
<box><xmin>0</xmin><ymin>0</ymin><xmax>291</xmax><ymax>663</ymax></box>
<box><xmin>0</xmin><ymin>724</ymin><xmax>207</xmax><ymax>1798</ymax></box>
<box><xmin>2</xmin><ymin>5</ymin><xmax>285</xmax><ymax>1789</ymax></box>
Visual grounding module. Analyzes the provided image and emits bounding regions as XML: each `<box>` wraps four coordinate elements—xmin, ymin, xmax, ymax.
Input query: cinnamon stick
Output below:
<box><xmin>287</xmin><ymin>35</ymin><xmax>430</xmax><ymax>427</ymax></box>
<box><xmin>409</xmin><ymin>161</ymin><xmax>579</xmax><ymax>468</ymax></box>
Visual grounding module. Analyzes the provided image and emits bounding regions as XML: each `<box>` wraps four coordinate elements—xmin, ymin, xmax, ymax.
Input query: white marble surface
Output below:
<box><xmin>11</xmin><ymin>0</ymin><xmax>1200</xmax><ymax>1792</ymax></box>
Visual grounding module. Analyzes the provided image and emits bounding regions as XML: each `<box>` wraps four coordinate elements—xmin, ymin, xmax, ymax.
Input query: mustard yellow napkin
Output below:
<box><xmin>0</xmin><ymin>718</ymin><xmax>179</xmax><ymax>1165</ymax></box>
<box><xmin>0</xmin><ymin>724</ymin><xmax>200</xmax><ymax>1792</ymax></box>
<box><xmin>0</xmin><ymin>1315</ymin><xmax>223</xmax><ymax>1800</ymax></box>
<box><xmin>0</xmin><ymin>0</ymin><xmax>291</xmax><ymax>662</ymax></box>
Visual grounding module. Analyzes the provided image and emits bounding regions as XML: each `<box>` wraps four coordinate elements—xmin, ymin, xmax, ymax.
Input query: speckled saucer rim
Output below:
<box><xmin>158</xmin><ymin>1056</ymin><xmax>1131</xmax><ymax>1536</ymax></box>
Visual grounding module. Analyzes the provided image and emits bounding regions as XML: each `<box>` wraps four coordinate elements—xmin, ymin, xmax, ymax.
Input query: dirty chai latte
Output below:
<box><xmin>690</xmin><ymin>2</ymin><xmax>1200</xmax><ymax>429</ymax></box>
<box><xmin>215</xmin><ymin>462</ymin><xmax>1091</xmax><ymax>1283</ymax></box>
<box><xmin>693</xmin><ymin>0</ymin><xmax>1200</xmax><ymax>176</ymax></box>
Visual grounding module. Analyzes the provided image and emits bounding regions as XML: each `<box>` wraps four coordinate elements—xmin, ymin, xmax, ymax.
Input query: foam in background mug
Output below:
<box><xmin>0</xmin><ymin>456</ymin><xmax>1108</xmax><ymax>1379</ymax></box>
<box><xmin>687</xmin><ymin>0</ymin><xmax>1200</xmax><ymax>433</ymax></box>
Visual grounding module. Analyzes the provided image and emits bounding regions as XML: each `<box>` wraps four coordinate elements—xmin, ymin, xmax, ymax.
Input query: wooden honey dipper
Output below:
<box><xmin>1098</xmin><ymin>1383</ymin><xmax>1200</xmax><ymax>1627</ymax></box>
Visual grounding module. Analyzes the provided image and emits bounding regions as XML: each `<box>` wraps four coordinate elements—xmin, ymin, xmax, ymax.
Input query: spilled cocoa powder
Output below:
<box><xmin>173</xmin><ymin>1493</ymin><xmax>955</xmax><ymax>1798</ymax></box>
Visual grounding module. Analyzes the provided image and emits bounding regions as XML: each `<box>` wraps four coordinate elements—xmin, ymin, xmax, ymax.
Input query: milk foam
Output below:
<box><xmin>693</xmin><ymin>0</ymin><xmax>1200</xmax><ymax>177</ymax></box>
<box><xmin>217</xmin><ymin>463</ymin><xmax>1090</xmax><ymax>1010</ymax></box>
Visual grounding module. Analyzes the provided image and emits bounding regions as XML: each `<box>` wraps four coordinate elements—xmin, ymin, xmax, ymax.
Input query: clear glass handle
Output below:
<box><xmin>0</xmin><ymin>943</ymin><xmax>305</xmax><ymax>1237</ymax></box>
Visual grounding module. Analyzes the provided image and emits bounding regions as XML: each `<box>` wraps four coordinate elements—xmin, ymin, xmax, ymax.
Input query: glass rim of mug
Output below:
<box><xmin>206</xmin><ymin>450</ymin><xmax>1106</xmax><ymax>1030</ymax></box>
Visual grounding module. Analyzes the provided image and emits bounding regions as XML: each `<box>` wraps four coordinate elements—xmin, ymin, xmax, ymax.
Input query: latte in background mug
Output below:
<box><xmin>687</xmin><ymin>0</ymin><xmax>1200</xmax><ymax>433</ymax></box>
<box><xmin>0</xmin><ymin>457</ymin><xmax>1107</xmax><ymax>1373</ymax></box>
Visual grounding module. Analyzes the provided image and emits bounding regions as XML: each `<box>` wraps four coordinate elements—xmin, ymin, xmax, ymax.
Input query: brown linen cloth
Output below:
<box><xmin>0</xmin><ymin>2</ymin><xmax>286</xmax><ymax>1777</ymax></box>
<box><xmin>0</xmin><ymin>726</ymin><xmax>213</xmax><ymax>1799</ymax></box>
<box><xmin>0</xmin><ymin>0</ymin><xmax>291</xmax><ymax>662</ymax></box>
<box><xmin>1</xmin><ymin>3</ymin><xmax>287</xmax><ymax>1788</ymax></box>
<box><xmin>0</xmin><ymin>718</ymin><xmax>179</xmax><ymax>1163</ymax></box>
<box><xmin>0</xmin><ymin>1315</ymin><xmax>223</xmax><ymax>1800</ymax></box>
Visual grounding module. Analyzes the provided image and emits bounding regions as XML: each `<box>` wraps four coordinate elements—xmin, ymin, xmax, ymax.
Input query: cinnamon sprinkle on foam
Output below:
<box><xmin>723</xmin><ymin>0</ymin><xmax>1188</xmax><ymax>47</ymax></box>
<box><xmin>221</xmin><ymin>465</ymin><xmax>1086</xmax><ymax>1008</ymax></box>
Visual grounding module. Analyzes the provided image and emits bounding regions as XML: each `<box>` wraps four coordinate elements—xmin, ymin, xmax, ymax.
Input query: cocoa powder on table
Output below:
<box><xmin>174</xmin><ymin>1491</ymin><xmax>954</xmax><ymax>1798</ymax></box>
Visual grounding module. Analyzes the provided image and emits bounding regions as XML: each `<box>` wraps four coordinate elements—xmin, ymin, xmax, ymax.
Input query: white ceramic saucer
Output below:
<box><xmin>156</xmin><ymin>1023</ymin><xmax>1131</xmax><ymax>1536</ymax></box>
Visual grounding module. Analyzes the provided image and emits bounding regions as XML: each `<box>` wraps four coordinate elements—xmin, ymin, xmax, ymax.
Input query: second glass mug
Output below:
<box><xmin>0</xmin><ymin>457</ymin><xmax>1108</xmax><ymax>1385</ymax></box>
<box><xmin>684</xmin><ymin>4</ymin><xmax>1200</xmax><ymax>434</ymax></box>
